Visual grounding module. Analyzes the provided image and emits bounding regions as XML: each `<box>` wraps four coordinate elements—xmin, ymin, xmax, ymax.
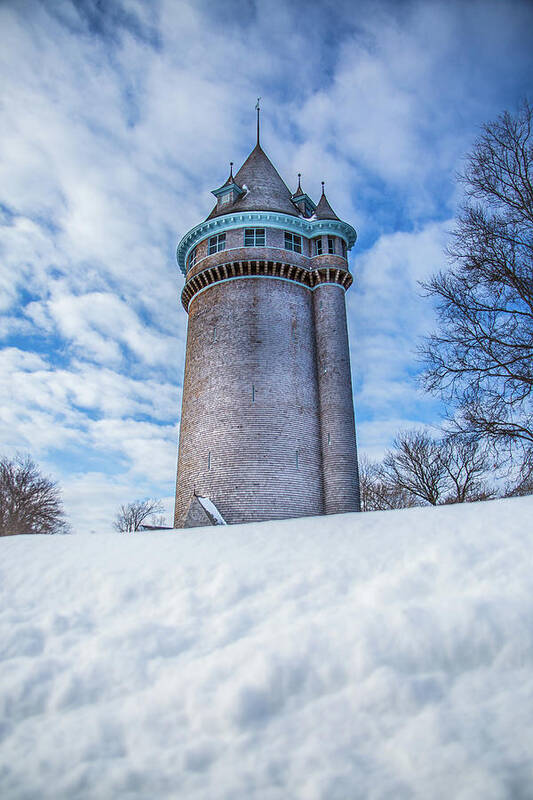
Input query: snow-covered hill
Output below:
<box><xmin>1</xmin><ymin>498</ymin><xmax>533</xmax><ymax>799</ymax></box>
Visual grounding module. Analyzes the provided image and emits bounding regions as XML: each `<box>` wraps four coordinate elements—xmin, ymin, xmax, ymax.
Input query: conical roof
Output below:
<box><xmin>315</xmin><ymin>189</ymin><xmax>340</xmax><ymax>221</ymax></box>
<box><xmin>206</xmin><ymin>144</ymin><xmax>299</xmax><ymax>220</ymax></box>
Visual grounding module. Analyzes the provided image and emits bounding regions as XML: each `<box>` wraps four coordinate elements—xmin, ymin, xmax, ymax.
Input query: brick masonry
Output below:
<box><xmin>174</xmin><ymin>277</ymin><xmax>325</xmax><ymax>525</ymax></box>
<box><xmin>313</xmin><ymin>284</ymin><xmax>361</xmax><ymax>513</ymax></box>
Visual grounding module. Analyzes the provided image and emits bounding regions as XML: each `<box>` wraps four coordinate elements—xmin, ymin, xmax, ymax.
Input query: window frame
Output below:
<box><xmin>208</xmin><ymin>233</ymin><xmax>226</xmax><ymax>255</ymax></box>
<box><xmin>188</xmin><ymin>246</ymin><xmax>197</xmax><ymax>270</ymax></box>
<box><xmin>313</xmin><ymin>237</ymin><xmax>323</xmax><ymax>256</ymax></box>
<box><xmin>327</xmin><ymin>236</ymin><xmax>335</xmax><ymax>255</ymax></box>
<box><xmin>284</xmin><ymin>231</ymin><xmax>302</xmax><ymax>253</ymax></box>
<box><xmin>244</xmin><ymin>228</ymin><xmax>266</xmax><ymax>247</ymax></box>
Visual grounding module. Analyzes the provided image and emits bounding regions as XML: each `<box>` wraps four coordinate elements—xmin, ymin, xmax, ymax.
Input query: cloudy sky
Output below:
<box><xmin>1</xmin><ymin>0</ymin><xmax>532</xmax><ymax>533</ymax></box>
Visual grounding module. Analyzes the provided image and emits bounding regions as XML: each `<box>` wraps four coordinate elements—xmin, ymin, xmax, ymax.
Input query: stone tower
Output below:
<box><xmin>174</xmin><ymin>119</ymin><xmax>360</xmax><ymax>527</ymax></box>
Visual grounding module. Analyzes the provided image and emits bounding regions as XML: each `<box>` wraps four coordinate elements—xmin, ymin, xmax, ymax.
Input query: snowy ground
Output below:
<box><xmin>1</xmin><ymin>497</ymin><xmax>533</xmax><ymax>800</ymax></box>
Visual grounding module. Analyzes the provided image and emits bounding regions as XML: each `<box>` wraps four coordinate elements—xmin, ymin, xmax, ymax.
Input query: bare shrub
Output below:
<box><xmin>113</xmin><ymin>499</ymin><xmax>165</xmax><ymax>532</ymax></box>
<box><xmin>376</xmin><ymin>430</ymin><xmax>495</xmax><ymax>508</ymax></box>
<box><xmin>359</xmin><ymin>454</ymin><xmax>420</xmax><ymax>511</ymax></box>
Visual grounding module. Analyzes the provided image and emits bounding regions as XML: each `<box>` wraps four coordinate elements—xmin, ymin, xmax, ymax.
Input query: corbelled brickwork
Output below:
<box><xmin>174</xmin><ymin>136</ymin><xmax>361</xmax><ymax>527</ymax></box>
<box><xmin>181</xmin><ymin>258</ymin><xmax>352</xmax><ymax>311</ymax></box>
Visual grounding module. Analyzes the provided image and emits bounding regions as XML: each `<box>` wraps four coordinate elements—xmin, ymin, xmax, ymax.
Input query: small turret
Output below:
<box><xmin>211</xmin><ymin>162</ymin><xmax>245</xmax><ymax>212</ymax></box>
<box><xmin>291</xmin><ymin>173</ymin><xmax>316</xmax><ymax>218</ymax></box>
<box><xmin>315</xmin><ymin>182</ymin><xmax>340</xmax><ymax>220</ymax></box>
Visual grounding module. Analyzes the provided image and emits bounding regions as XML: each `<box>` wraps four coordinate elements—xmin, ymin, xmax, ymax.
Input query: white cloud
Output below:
<box><xmin>0</xmin><ymin>348</ymin><xmax>179</xmax><ymax>516</ymax></box>
<box><xmin>89</xmin><ymin>417</ymin><xmax>176</xmax><ymax>483</ymax></box>
<box><xmin>349</xmin><ymin>222</ymin><xmax>449</xmax><ymax>454</ymax></box>
<box><xmin>41</xmin><ymin>290</ymin><xmax>178</xmax><ymax>366</ymax></box>
<box><xmin>61</xmin><ymin>471</ymin><xmax>175</xmax><ymax>534</ymax></box>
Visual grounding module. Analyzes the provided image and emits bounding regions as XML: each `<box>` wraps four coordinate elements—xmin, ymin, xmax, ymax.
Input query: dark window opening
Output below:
<box><xmin>284</xmin><ymin>231</ymin><xmax>302</xmax><ymax>253</ymax></box>
<box><xmin>328</xmin><ymin>236</ymin><xmax>335</xmax><ymax>254</ymax></box>
<box><xmin>244</xmin><ymin>228</ymin><xmax>266</xmax><ymax>247</ymax></box>
<box><xmin>208</xmin><ymin>233</ymin><xmax>226</xmax><ymax>255</ymax></box>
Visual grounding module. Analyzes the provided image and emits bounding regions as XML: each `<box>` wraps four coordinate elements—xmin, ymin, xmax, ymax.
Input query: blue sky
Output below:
<box><xmin>1</xmin><ymin>0</ymin><xmax>532</xmax><ymax>533</ymax></box>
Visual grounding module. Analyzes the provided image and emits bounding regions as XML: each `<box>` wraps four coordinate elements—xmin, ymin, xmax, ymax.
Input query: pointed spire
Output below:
<box><xmin>291</xmin><ymin>173</ymin><xmax>316</xmax><ymax>218</ymax></box>
<box><xmin>211</xmin><ymin>160</ymin><xmax>244</xmax><ymax>205</ymax></box>
<box><xmin>255</xmin><ymin>97</ymin><xmax>261</xmax><ymax>146</ymax></box>
<box><xmin>315</xmin><ymin>182</ymin><xmax>340</xmax><ymax>220</ymax></box>
<box><xmin>291</xmin><ymin>172</ymin><xmax>305</xmax><ymax>198</ymax></box>
<box><xmin>220</xmin><ymin>160</ymin><xmax>238</xmax><ymax>188</ymax></box>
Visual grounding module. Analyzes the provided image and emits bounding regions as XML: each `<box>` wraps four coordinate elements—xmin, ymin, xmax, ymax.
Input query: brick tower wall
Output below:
<box><xmin>174</xmin><ymin>277</ymin><xmax>325</xmax><ymax>526</ymax></box>
<box><xmin>313</xmin><ymin>284</ymin><xmax>361</xmax><ymax>513</ymax></box>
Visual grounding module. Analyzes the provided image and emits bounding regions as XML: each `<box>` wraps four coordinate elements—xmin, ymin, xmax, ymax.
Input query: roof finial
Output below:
<box><xmin>229</xmin><ymin>161</ymin><xmax>233</xmax><ymax>179</ymax></box>
<box><xmin>321</xmin><ymin>180</ymin><xmax>325</xmax><ymax>195</ymax></box>
<box><xmin>255</xmin><ymin>97</ymin><xmax>261</xmax><ymax>145</ymax></box>
<box><xmin>297</xmin><ymin>172</ymin><xmax>302</xmax><ymax>192</ymax></box>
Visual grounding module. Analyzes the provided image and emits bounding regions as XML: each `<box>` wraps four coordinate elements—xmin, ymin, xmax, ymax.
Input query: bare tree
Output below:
<box><xmin>113</xmin><ymin>499</ymin><xmax>165</xmax><ymax>532</ymax></box>
<box><xmin>358</xmin><ymin>454</ymin><xmax>377</xmax><ymax>511</ymax></box>
<box><xmin>439</xmin><ymin>436</ymin><xmax>495</xmax><ymax>504</ymax></box>
<box><xmin>503</xmin><ymin>449</ymin><xmax>533</xmax><ymax>497</ymax></box>
<box><xmin>381</xmin><ymin>430</ymin><xmax>495</xmax><ymax>507</ymax></box>
<box><xmin>420</xmin><ymin>101</ymin><xmax>533</xmax><ymax>463</ymax></box>
<box><xmin>359</xmin><ymin>454</ymin><xmax>419</xmax><ymax>511</ymax></box>
<box><xmin>0</xmin><ymin>454</ymin><xmax>70</xmax><ymax>535</ymax></box>
<box><xmin>382</xmin><ymin>431</ymin><xmax>449</xmax><ymax>506</ymax></box>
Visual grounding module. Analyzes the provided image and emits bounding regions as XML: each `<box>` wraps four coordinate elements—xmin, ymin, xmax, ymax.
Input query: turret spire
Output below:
<box><xmin>255</xmin><ymin>97</ymin><xmax>261</xmax><ymax>145</ymax></box>
<box><xmin>315</xmin><ymin>181</ymin><xmax>340</xmax><ymax>220</ymax></box>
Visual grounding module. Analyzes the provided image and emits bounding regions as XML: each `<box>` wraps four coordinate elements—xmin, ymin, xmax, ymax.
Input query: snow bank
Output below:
<box><xmin>1</xmin><ymin>497</ymin><xmax>532</xmax><ymax>799</ymax></box>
